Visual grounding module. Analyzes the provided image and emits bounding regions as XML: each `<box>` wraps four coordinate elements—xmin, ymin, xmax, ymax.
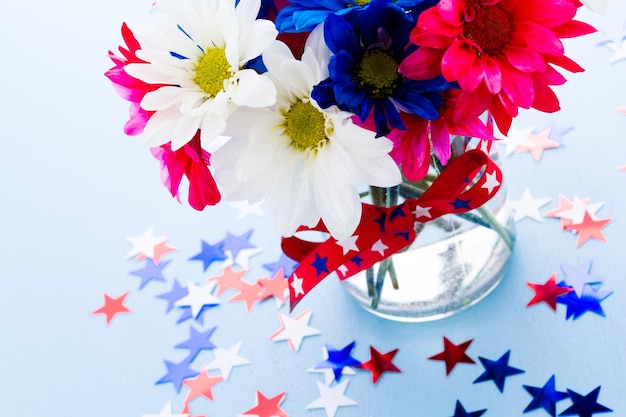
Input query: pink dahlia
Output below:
<box><xmin>399</xmin><ymin>0</ymin><xmax>595</xmax><ymax>134</ymax></box>
<box><xmin>151</xmin><ymin>131</ymin><xmax>220</xmax><ymax>210</ymax></box>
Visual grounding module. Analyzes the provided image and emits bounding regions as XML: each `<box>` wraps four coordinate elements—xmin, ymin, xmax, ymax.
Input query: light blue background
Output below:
<box><xmin>1</xmin><ymin>2</ymin><xmax>625</xmax><ymax>416</ymax></box>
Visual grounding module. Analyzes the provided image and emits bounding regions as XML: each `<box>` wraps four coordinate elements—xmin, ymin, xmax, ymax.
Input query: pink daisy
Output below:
<box><xmin>399</xmin><ymin>0</ymin><xmax>595</xmax><ymax>134</ymax></box>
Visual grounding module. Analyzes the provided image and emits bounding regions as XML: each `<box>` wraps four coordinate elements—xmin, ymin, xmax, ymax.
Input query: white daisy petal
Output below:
<box><xmin>229</xmin><ymin>69</ymin><xmax>276</xmax><ymax>107</ymax></box>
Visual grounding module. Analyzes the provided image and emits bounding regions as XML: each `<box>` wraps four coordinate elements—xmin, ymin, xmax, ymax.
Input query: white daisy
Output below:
<box><xmin>212</xmin><ymin>40</ymin><xmax>401</xmax><ymax>241</ymax></box>
<box><xmin>580</xmin><ymin>0</ymin><xmax>609</xmax><ymax>14</ymax></box>
<box><xmin>124</xmin><ymin>0</ymin><xmax>277</xmax><ymax>150</ymax></box>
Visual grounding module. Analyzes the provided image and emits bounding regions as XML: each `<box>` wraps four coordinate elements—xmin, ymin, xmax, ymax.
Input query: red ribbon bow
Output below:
<box><xmin>281</xmin><ymin>149</ymin><xmax>502</xmax><ymax>311</ymax></box>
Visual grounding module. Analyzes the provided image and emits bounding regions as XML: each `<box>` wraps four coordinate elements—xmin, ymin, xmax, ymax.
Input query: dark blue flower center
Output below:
<box><xmin>353</xmin><ymin>48</ymin><xmax>401</xmax><ymax>99</ymax></box>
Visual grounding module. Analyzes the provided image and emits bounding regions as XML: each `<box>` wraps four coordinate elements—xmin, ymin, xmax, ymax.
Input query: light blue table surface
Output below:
<box><xmin>1</xmin><ymin>2</ymin><xmax>625</xmax><ymax>416</ymax></box>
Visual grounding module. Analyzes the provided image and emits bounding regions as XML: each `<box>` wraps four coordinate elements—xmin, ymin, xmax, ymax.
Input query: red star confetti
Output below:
<box><xmin>356</xmin><ymin>346</ymin><xmax>402</xmax><ymax>384</ymax></box>
<box><xmin>257</xmin><ymin>269</ymin><xmax>289</xmax><ymax>305</ymax></box>
<box><xmin>544</xmin><ymin>194</ymin><xmax>592</xmax><ymax>230</ymax></box>
<box><xmin>206</xmin><ymin>266</ymin><xmax>247</xmax><ymax>296</ymax></box>
<box><xmin>527</xmin><ymin>272</ymin><xmax>574</xmax><ymax>311</ymax></box>
<box><xmin>514</xmin><ymin>128</ymin><xmax>559</xmax><ymax>161</ymax></box>
<box><xmin>564</xmin><ymin>211</ymin><xmax>612</xmax><ymax>247</ymax></box>
<box><xmin>182</xmin><ymin>366</ymin><xmax>223</xmax><ymax>404</ymax></box>
<box><xmin>241</xmin><ymin>390</ymin><xmax>288</xmax><ymax>417</ymax></box>
<box><xmin>91</xmin><ymin>292</ymin><xmax>132</xmax><ymax>325</ymax></box>
<box><xmin>269</xmin><ymin>309</ymin><xmax>321</xmax><ymax>351</ymax></box>
<box><xmin>228</xmin><ymin>280</ymin><xmax>263</xmax><ymax>311</ymax></box>
<box><xmin>428</xmin><ymin>337</ymin><xmax>476</xmax><ymax>375</ymax></box>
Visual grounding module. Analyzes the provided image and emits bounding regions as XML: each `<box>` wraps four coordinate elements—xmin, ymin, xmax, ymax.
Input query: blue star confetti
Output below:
<box><xmin>315</xmin><ymin>341</ymin><xmax>361</xmax><ymax>381</ymax></box>
<box><xmin>129</xmin><ymin>259</ymin><xmax>170</xmax><ymax>289</ymax></box>
<box><xmin>222</xmin><ymin>230</ymin><xmax>256</xmax><ymax>259</ymax></box>
<box><xmin>175</xmin><ymin>325</ymin><xmax>218</xmax><ymax>362</ymax></box>
<box><xmin>450</xmin><ymin>400</ymin><xmax>487</xmax><ymax>417</ymax></box>
<box><xmin>155</xmin><ymin>278</ymin><xmax>188</xmax><ymax>313</ymax></box>
<box><xmin>556</xmin><ymin>284</ymin><xmax>612</xmax><ymax>320</ymax></box>
<box><xmin>263</xmin><ymin>253</ymin><xmax>299</xmax><ymax>277</ymax></box>
<box><xmin>560</xmin><ymin>386</ymin><xmax>612</xmax><ymax>417</ymax></box>
<box><xmin>473</xmin><ymin>350</ymin><xmax>525</xmax><ymax>392</ymax></box>
<box><xmin>155</xmin><ymin>358</ymin><xmax>199</xmax><ymax>393</ymax></box>
<box><xmin>523</xmin><ymin>375</ymin><xmax>568</xmax><ymax>417</ymax></box>
<box><xmin>189</xmin><ymin>239</ymin><xmax>227</xmax><ymax>271</ymax></box>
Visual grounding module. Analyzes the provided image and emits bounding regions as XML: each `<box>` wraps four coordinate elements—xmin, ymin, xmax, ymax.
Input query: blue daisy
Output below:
<box><xmin>310</xmin><ymin>1</ymin><xmax>450</xmax><ymax>137</ymax></box>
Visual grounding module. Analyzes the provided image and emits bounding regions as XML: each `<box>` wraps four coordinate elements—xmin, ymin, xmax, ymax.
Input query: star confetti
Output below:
<box><xmin>227</xmin><ymin>280</ymin><xmax>263</xmax><ymax>312</ymax></box>
<box><xmin>127</xmin><ymin>226</ymin><xmax>168</xmax><ymax>260</ymax></box>
<box><xmin>241</xmin><ymin>390</ymin><xmax>288</xmax><ymax>417</ymax></box>
<box><xmin>314</xmin><ymin>342</ymin><xmax>361</xmax><ymax>381</ymax></box>
<box><xmin>257</xmin><ymin>269</ymin><xmax>289</xmax><ymax>305</ymax></box>
<box><xmin>499</xmin><ymin>124</ymin><xmax>535</xmax><ymax>156</ymax></box>
<box><xmin>450</xmin><ymin>400</ymin><xmax>487</xmax><ymax>417</ymax></box>
<box><xmin>174</xmin><ymin>282</ymin><xmax>220</xmax><ymax>318</ymax></box>
<box><xmin>527</xmin><ymin>273</ymin><xmax>574</xmax><ymax>311</ymax></box>
<box><xmin>227</xmin><ymin>199</ymin><xmax>265</xmax><ymax>222</ymax></box>
<box><xmin>557</xmin><ymin>284</ymin><xmax>613</xmax><ymax>320</ymax></box>
<box><xmin>155</xmin><ymin>358</ymin><xmax>199</xmax><ymax>393</ymax></box>
<box><xmin>206</xmin><ymin>266</ymin><xmax>247</xmax><ymax>296</ymax></box>
<box><xmin>269</xmin><ymin>309</ymin><xmax>321</xmax><ymax>351</ymax></box>
<box><xmin>91</xmin><ymin>292</ymin><xmax>132</xmax><ymax>325</ymax></box>
<box><xmin>205</xmin><ymin>341</ymin><xmax>250</xmax><ymax>380</ymax></box>
<box><xmin>428</xmin><ymin>337</ymin><xmax>476</xmax><ymax>375</ymax></box>
<box><xmin>129</xmin><ymin>259</ymin><xmax>171</xmax><ymax>290</ymax></box>
<box><xmin>510</xmin><ymin>188</ymin><xmax>551</xmax><ymax>222</ymax></box>
<box><xmin>263</xmin><ymin>253</ymin><xmax>299</xmax><ymax>277</ymax></box>
<box><xmin>356</xmin><ymin>346</ymin><xmax>401</xmax><ymax>384</ymax></box>
<box><xmin>473</xmin><ymin>350</ymin><xmax>525</xmax><ymax>392</ymax></box>
<box><xmin>310</xmin><ymin>345</ymin><xmax>357</xmax><ymax>382</ymax></box>
<box><xmin>514</xmin><ymin>127</ymin><xmax>560</xmax><ymax>161</ymax></box>
<box><xmin>189</xmin><ymin>239</ymin><xmax>227</xmax><ymax>272</ymax></box>
<box><xmin>306</xmin><ymin>380</ymin><xmax>357</xmax><ymax>417</ymax></box>
<box><xmin>222</xmin><ymin>230</ymin><xmax>256</xmax><ymax>260</ymax></box>
<box><xmin>564</xmin><ymin>211</ymin><xmax>611</xmax><ymax>247</ymax></box>
<box><xmin>523</xmin><ymin>375</ymin><xmax>568</xmax><ymax>417</ymax></box>
<box><xmin>560</xmin><ymin>260</ymin><xmax>603</xmax><ymax>296</ymax></box>
<box><xmin>560</xmin><ymin>386</ymin><xmax>612</xmax><ymax>417</ymax></box>
<box><xmin>135</xmin><ymin>239</ymin><xmax>177</xmax><ymax>264</ymax></box>
<box><xmin>175</xmin><ymin>325</ymin><xmax>217</xmax><ymax>362</ymax></box>
<box><xmin>156</xmin><ymin>279</ymin><xmax>189</xmax><ymax>313</ymax></box>
<box><xmin>142</xmin><ymin>401</ymin><xmax>188</xmax><ymax>417</ymax></box>
<box><xmin>182</xmin><ymin>366</ymin><xmax>223</xmax><ymax>404</ymax></box>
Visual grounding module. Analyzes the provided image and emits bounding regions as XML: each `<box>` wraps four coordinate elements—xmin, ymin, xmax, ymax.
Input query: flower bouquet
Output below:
<box><xmin>106</xmin><ymin>0</ymin><xmax>595</xmax><ymax>318</ymax></box>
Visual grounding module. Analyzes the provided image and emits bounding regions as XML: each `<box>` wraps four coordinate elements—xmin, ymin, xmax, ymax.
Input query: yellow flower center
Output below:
<box><xmin>352</xmin><ymin>0</ymin><xmax>370</xmax><ymax>6</ymax></box>
<box><xmin>463</xmin><ymin>3</ymin><xmax>512</xmax><ymax>55</ymax></box>
<box><xmin>285</xmin><ymin>101</ymin><xmax>329</xmax><ymax>152</ymax></box>
<box><xmin>194</xmin><ymin>47</ymin><xmax>233</xmax><ymax>97</ymax></box>
<box><xmin>354</xmin><ymin>48</ymin><xmax>401</xmax><ymax>99</ymax></box>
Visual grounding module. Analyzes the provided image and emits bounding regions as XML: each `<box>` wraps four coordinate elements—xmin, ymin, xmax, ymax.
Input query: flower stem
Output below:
<box><xmin>475</xmin><ymin>204</ymin><xmax>515</xmax><ymax>251</ymax></box>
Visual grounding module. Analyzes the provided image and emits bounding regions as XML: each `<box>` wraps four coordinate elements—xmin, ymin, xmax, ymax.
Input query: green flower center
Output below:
<box><xmin>354</xmin><ymin>48</ymin><xmax>401</xmax><ymax>99</ymax></box>
<box><xmin>463</xmin><ymin>3</ymin><xmax>512</xmax><ymax>55</ymax></box>
<box><xmin>352</xmin><ymin>0</ymin><xmax>370</xmax><ymax>6</ymax></box>
<box><xmin>194</xmin><ymin>47</ymin><xmax>233</xmax><ymax>97</ymax></box>
<box><xmin>285</xmin><ymin>101</ymin><xmax>329</xmax><ymax>151</ymax></box>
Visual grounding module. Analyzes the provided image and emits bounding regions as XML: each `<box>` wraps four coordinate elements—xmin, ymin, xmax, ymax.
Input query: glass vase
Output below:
<box><xmin>340</xmin><ymin>150</ymin><xmax>515</xmax><ymax>322</ymax></box>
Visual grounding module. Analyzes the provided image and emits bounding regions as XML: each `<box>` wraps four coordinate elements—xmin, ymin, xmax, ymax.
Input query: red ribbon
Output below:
<box><xmin>281</xmin><ymin>149</ymin><xmax>503</xmax><ymax>311</ymax></box>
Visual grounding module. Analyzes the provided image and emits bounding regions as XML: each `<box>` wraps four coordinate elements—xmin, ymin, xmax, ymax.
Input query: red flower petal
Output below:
<box><xmin>551</xmin><ymin>20</ymin><xmax>597</xmax><ymax>38</ymax></box>
<box><xmin>399</xmin><ymin>48</ymin><xmax>444</xmax><ymax>80</ymax></box>
<box><xmin>512</xmin><ymin>22</ymin><xmax>564</xmax><ymax>56</ymax></box>
<box><xmin>483</xmin><ymin>56</ymin><xmax>502</xmax><ymax>94</ymax></box>
<box><xmin>441</xmin><ymin>37</ymin><xmax>477</xmax><ymax>81</ymax></box>
<box><xmin>502</xmin><ymin>46</ymin><xmax>546</xmax><ymax>73</ymax></box>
